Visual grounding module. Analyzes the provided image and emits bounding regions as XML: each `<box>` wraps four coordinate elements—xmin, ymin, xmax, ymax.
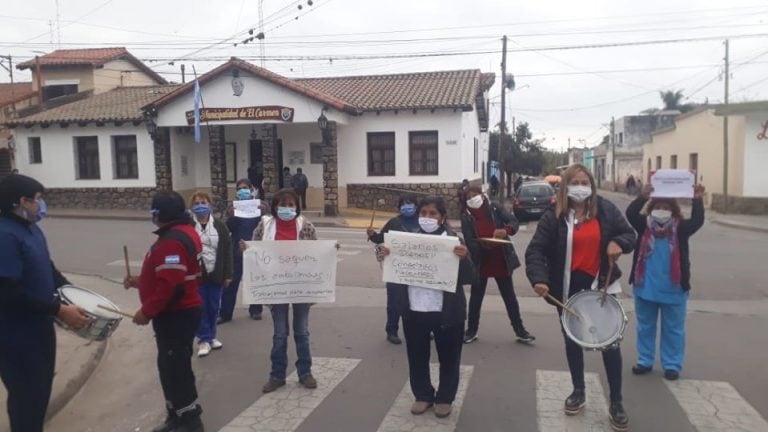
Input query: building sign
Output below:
<box><xmin>758</xmin><ymin>120</ymin><xmax>767</xmax><ymax>141</ymax></box>
<box><xmin>185</xmin><ymin>106</ymin><xmax>295</xmax><ymax>124</ymax></box>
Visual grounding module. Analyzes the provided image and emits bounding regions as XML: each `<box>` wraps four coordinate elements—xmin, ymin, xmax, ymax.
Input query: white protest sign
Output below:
<box><xmin>382</xmin><ymin>231</ymin><xmax>460</xmax><ymax>292</ymax></box>
<box><xmin>233</xmin><ymin>199</ymin><xmax>261</xmax><ymax>218</ymax></box>
<box><xmin>650</xmin><ymin>169</ymin><xmax>695</xmax><ymax>198</ymax></box>
<box><xmin>242</xmin><ymin>240</ymin><xmax>337</xmax><ymax>304</ymax></box>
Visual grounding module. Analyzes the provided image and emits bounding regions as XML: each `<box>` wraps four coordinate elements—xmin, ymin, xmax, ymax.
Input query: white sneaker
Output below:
<box><xmin>197</xmin><ymin>342</ymin><xmax>212</xmax><ymax>357</ymax></box>
<box><xmin>211</xmin><ymin>339</ymin><xmax>223</xmax><ymax>350</ymax></box>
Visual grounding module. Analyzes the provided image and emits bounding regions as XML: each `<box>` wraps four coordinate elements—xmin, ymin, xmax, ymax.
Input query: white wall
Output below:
<box><xmin>337</xmin><ymin>109</ymin><xmax>466</xmax><ymax>186</ymax></box>
<box><xmin>14</xmin><ymin>124</ymin><xmax>156</xmax><ymax>188</ymax></box>
<box><xmin>170</xmin><ymin>128</ymin><xmax>215</xmax><ymax>194</ymax></box>
<box><xmin>156</xmin><ymin>71</ymin><xmax>349</xmax><ymax>127</ymax></box>
<box><xmin>743</xmin><ymin>112</ymin><xmax>768</xmax><ymax>197</ymax></box>
<box><xmin>460</xmin><ymin>110</ymin><xmax>483</xmax><ymax>181</ymax></box>
<box><xmin>277</xmin><ymin>123</ymin><xmax>324</xmax><ymax>188</ymax></box>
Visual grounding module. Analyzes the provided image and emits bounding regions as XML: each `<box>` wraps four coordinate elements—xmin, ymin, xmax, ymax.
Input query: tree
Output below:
<box><xmin>660</xmin><ymin>90</ymin><xmax>685</xmax><ymax>111</ymax></box>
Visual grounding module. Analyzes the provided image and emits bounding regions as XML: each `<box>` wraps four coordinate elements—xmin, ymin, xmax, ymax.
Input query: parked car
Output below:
<box><xmin>513</xmin><ymin>181</ymin><xmax>556</xmax><ymax>221</ymax></box>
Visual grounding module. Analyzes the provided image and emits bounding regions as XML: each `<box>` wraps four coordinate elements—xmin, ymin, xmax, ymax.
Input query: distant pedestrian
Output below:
<box><xmin>626</xmin><ymin>183</ymin><xmax>705</xmax><ymax>381</ymax></box>
<box><xmin>625</xmin><ymin>175</ymin><xmax>637</xmax><ymax>196</ymax></box>
<box><xmin>292</xmin><ymin>167</ymin><xmax>309</xmax><ymax>210</ymax></box>
<box><xmin>282</xmin><ymin>167</ymin><xmax>292</xmax><ymax>190</ymax></box>
<box><xmin>514</xmin><ymin>175</ymin><xmax>523</xmax><ymax>193</ymax></box>
<box><xmin>489</xmin><ymin>175</ymin><xmax>499</xmax><ymax>197</ymax></box>
<box><xmin>367</xmin><ymin>193</ymin><xmax>421</xmax><ymax>344</ymax></box>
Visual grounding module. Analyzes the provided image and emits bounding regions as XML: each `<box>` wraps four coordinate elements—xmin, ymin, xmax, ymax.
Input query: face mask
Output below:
<box><xmin>466</xmin><ymin>195</ymin><xmax>484</xmax><ymax>209</ymax></box>
<box><xmin>419</xmin><ymin>217</ymin><xmax>441</xmax><ymax>233</ymax></box>
<box><xmin>236</xmin><ymin>188</ymin><xmax>253</xmax><ymax>201</ymax></box>
<box><xmin>400</xmin><ymin>203</ymin><xmax>417</xmax><ymax>217</ymax></box>
<box><xmin>21</xmin><ymin>198</ymin><xmax>46</xmax><ymax>222</ymax></box>
<box><xmin>277</xmin><ymin>207</ymin><xmax>297</xmax><ymax>221</ymax></box>
<box><xmin>191</xmin><ymin>203</ymin><xmax>211</xmax><ymax>218</ymax></box>
<box><xmin>150</xmin><ymin>209</ymin><xmax>160</xmax><ymax>227</ymax></box>
<box><xmin>650</xmin><ymin>209</ymin><xmax>672</xmax><ymax>223</ymax></box>
<box><xmin>567</xmin><ymin>185</ymin><xmax>593</xmax><ymax>203</ymax></box>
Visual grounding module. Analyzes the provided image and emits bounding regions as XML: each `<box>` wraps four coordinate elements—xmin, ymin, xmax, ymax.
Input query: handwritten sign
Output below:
<box><xmin>233</xmin><ymin>199</ymin><xmax>261</xmax><ymax>218</ymax></box>
<box><xmin>382</xmin><ymin>231</ymin><xmax>460</xmax><ymax>292</ymax></box>
<box><xmin>650</xmin><ymin>169</ymin><xmax>695</xmax><ymax>198</ymax></box>
<box><xmin>242</xmin><ymin>240</ymin><xmax>337</xmax><ymax>304</ymax></box>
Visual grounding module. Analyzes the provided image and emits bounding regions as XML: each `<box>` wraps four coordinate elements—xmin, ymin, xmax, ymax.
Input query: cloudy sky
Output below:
<box><xmin>2</xmin><ymin>0</ymin><xmax>767</xmax><ymax>150</ymax></box>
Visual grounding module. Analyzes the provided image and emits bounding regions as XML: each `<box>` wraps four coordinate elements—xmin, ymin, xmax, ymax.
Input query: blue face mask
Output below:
<box><xmin>191</xmin><ymin>203</ymin><xmax>211</xmax><ymax>218</ymax></box>
<box><xmin>277</xmin><ymin>206</ymin><xmax>297</xmax><ymax>221</ymax></box>
<box><xmin>150</xmin><ymin>209</ymin><xmax>160</xmax><ymax>227</ymax></box>
<box><xmin>21</xmin><ymin>198</ymin><xmax>46</xmax><ymax>222</ymax></box>
<box><xmin>236</xmin><ymin>188</ymin><xmax>253</xmax><ymax>201</ymax></box>
<box><xmin>400</xmin><ymin>203</ymin><xmax>417</xmax><ymax>217</ymax></box>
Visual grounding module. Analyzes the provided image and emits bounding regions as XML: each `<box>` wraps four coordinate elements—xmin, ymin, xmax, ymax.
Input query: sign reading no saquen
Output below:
<box><xmin>185</xmin><ymin>106</ymin><xmax>295</xmax><ymax>124</ymax></box>
<box><xmin>382</xmin><ymin>231</ymin><xmax>460</xmax><ymax>292</ymax></box>
<box><xmin>242</xmin><ymin>240</ymin><xmax>337</xmax><ymax>304</ymax></box>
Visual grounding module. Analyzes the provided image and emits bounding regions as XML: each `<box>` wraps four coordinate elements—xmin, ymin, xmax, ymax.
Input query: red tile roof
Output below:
<box><xmin>16</xmin><ymin>48</ymin><xmax>167</xmax><ymax>84</ymax></box>
<box><xmin>0</xmin><ymin>82</ymin><xmax>35</xmax><ymax>107</ymax></box>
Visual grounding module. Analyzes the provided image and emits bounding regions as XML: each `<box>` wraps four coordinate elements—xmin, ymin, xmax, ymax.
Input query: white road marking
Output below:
<box><xmin>536</xmin><ymin>370</ymin><xmax>613</xmax><ymax>431</ymax></box>
<box><xmin>218</xmin><ymin>357</ymin><xmax>361</xmax><ymax>432</ymax></box>
<box><xmin>665</xmin><ymin>379</ymin><xmax>768</xmax><ymax>432</ymax></box>
<box><xmin>337</xmin><ymin>250</ymin><xmax>362</xmax><ymax>256</ymax></box>
<box><xmin>106</xmin><ymin>260</ymin><xmax>142</xmax><ymax>267</ymax></box>
<box><xmin>376</xmin><ymin>364</ymin><xmax>474</xmax><ymax>432</ymax></box>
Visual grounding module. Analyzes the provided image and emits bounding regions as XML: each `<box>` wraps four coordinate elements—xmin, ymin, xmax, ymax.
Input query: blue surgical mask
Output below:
<box><xmin>191</xmin><ymin>203</ymin><xmax>211</xmax><ymax>218</ymax></box>
<box><xmin>150</xmin><ymin>209</ymin><xmax>160</xmax><ymax>227</ymax></box>
<box><xmin>236</xmin><ymin>188</ymin><xmax>253</xmax><ymax>201</ymax></box>
<box><xmin>21</xmin><ymin>198</ymin><xmax>46</xmax><ymax>222</ymax></box>
<box><xmin>400</xmin><ymin>203</ymin><xmax>417</xmax><ymax>217</ymax></box>
<box><xmin>277</xmin><ymin>207</ymin><xmax>297</xmax><ymax>221</ymax></box>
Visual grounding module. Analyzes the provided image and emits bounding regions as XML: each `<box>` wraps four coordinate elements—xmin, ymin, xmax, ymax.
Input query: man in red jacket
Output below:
<box><xmin>124</xmin><ymin>191</ymin><xmax>204</xmax><ymax>432</ymax></box>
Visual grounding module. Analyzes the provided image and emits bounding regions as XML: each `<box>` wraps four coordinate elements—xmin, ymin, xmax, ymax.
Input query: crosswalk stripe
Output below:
<box><xmin>665</xmin><ymin>379</ymin><xmax>768</xmax><ymax>431</ymax></box>
<box><xmin>218</xmin><ymin>357</ymin><xmax>361</xmax><ymax>432</ymax></box>
<box><xmin>536</xmin><ymin>370</ymin><xmax>613</xmax><ymax>431</ymax></box>
<box><xmin>376</xmin><ymin>364</ymin><xmax>474</xmax><ymax>432</ymax></box>
<box><xmin>106</xmin><ymin>260</ymin><xmax>142</xmax><ymax>267</ymax></box>
<box><xmin>337</xmin><ymin>250</ymin><xmax>362</xmax><ymax>256</ymax></box>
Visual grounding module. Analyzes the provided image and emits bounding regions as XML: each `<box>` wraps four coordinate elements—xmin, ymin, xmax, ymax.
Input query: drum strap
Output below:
<box><xmin>563</xmin><ymin>211</ymin><xmax>575</xmax><ymax>301</ymax></box>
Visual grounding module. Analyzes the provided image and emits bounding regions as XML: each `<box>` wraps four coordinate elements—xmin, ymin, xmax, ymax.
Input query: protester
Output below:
<box><xmin>460</xmin><ymin>185</ymin><xmax>534</xmax><ymax>344</ymax></box>
<box><xmin>124</xmin><ymin>190</ymin><xmax>204</xmax><ymax>432</ymax></box>
<box><xmin>189</xmin><ymin>192</ymin><xmax>233</xmax><ymax>357</ymax></box>
<box><xmin>525</xmin><ymin>164</ymin><xmax>635</xmax><ymax>431</ymax></box>
<box><xmin>220</xmin><ymin>179</ymin><xmax>266</xmax><ymax>322</ymax></box>
<box><xmin>377</xmin><ymin>195</ymin><xmax>476</xmax><ymax>419</ymax></box>
<box><xmin>457</xmin><ymin>179</ymin><xmax>470</xmax><ymax>211</ymax></box>
<box><xmin>367</xmin><ymin>193</ymin><xmax>421</xmax><ymax>344</ymax></box>
<box><xmin>0</xmin><ymin>174</ymin><xmax>89</xmax><ymax>432</ymax></box>
<box><xmin>241</xmin><ymin>188</ymin><xmax>319</xmax><ymax>393</ymax></box>
<box><xmin>292</xmin><ymin>167</ymin><xmax>309</xmax><ymax>210</ymax></box>
<box><xmin>626</xmin><ymin>183</ymin><xmax>705</xmax><ymax>381</ymax></box>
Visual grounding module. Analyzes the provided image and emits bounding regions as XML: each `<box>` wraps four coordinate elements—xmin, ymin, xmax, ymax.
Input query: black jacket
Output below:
<box><xmin>525</xmin><ymin>196</ymin><xmax>636</xmax><ymax>305</ymax></box>
<box><xmin>368</xmin><ymin>215</ymin><xmax>420</xmax><ymax>244</ymax></box>
<box><xmin>625</xmin><ymin>197</ymin><xmax>704</xmax><ymax>291</ymax></box>
<box><xmin>395</xmin><ymin>224</ymin><xmax>476</xmax><ymax>327</ymax></box>
<box><xmin>199</xmin><ymin>218</ymin><xmax>234</xmax><ymax>285</ymax></box>
<box><xmin>460</xmin><ymin>200</ymin><xmax>521</xmax><ymax>276</ymax></box>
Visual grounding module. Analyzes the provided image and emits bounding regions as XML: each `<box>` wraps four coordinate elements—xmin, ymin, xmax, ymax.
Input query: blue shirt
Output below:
<box><xmin>634</xmin><ymin>238</ymin><xmax>688</xmax><ymax>305</ymax></box>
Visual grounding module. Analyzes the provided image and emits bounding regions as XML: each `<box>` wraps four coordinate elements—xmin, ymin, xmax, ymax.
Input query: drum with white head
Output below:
<box><xmin>561</xmin><ymin>290</ymin><xmax>627</xmax><ymax>351</ymax></box>
<box><xmin>56</xmin><ymin>285</ymin><xmax>122</xmax><ymax>341</ymax></box>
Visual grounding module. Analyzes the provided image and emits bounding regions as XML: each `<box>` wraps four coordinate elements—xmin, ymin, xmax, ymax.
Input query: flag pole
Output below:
<box><xmin>192</xmin><ymin>66</ymin><xmax>226</xmax><ymax>216</ymax></box>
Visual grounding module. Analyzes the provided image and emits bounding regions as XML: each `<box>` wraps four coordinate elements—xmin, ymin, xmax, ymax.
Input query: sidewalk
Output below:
<box><xmin>599</xmin><ymin>189</ymin><xmax>768</xmax><ymax>234</ymax></box>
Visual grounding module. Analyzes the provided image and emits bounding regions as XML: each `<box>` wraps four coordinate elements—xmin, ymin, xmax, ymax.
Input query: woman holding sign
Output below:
<box><xmin>378</xmin><ymin>196</ymin><xmax>476</xmax><ymax>419</ymax></box>
<box><xmin>241</xmin><ymin>188</ymin><xmax>319</xmax><ymax>393</ymax></box>
<box><xmin>460</xmin><ymin>185</ymin><xmax>534</xmax><ymax>344</ymax></box>
<box><xmin>626</xmin><ymin>183</ymin><xmax>705</xmax><ymax>381</ymax></box>
<box><xmin>525</xmin><ymin>164</ymin><xmax>635</xmax><ymax>432</ymax></box>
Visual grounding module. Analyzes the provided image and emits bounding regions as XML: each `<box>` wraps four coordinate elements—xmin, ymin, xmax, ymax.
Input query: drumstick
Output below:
<box><xmin>601</xmin><ymin>260</ymin><xmax>615</xmax><ymax>306</ymax></box>
<box><xmin>97</xmin><ymin>304</ymin><xmax>134</xmax><ymax>319</ymax></box>
<box><xmin>369</xmin><ymin>198</ymin><xmax>386</xmax><ymax>229</ymax></box>
<box><xmin>123</xmin><ymin>245</ymin><xmax>131</xmax><ymax>278</ymax></box>
<box><xmin>545</xmin><ymin>293</ymin><xmax>581</xmax><ymax>320</ymax></box>
<box><xmin>478</xmin><ymin>237</ymin><xmax>514</xmax><ymax>245</ymax></box>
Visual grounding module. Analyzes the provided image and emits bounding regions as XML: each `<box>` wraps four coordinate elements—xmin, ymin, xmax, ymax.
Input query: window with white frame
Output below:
<box><xmin>74</xmin><ymin>136</ymin><xmax>100</xmax><ymax>179</ymax></box>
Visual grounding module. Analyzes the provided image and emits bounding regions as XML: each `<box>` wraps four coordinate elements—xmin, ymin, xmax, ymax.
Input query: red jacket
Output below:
<box><xmin>138</xmin><ymin>222</ymin><xmax>202</xmax><ymax>318</ymax></box>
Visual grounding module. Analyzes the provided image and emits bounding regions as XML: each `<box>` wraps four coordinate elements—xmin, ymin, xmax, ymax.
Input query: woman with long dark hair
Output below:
<box><xmin>525</xmin><ymin>164</ymin><xmax>635</xmax><ymax>431</ymax></box>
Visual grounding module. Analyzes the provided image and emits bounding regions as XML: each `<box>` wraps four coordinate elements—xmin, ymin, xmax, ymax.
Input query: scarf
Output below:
<box><xmin>635</xmin><ymin>215</ymin><xmax>681</xmax><ymax>287</ymax></box>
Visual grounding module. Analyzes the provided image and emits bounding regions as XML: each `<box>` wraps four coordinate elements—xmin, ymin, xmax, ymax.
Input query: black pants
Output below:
<box><xmin>467</xmin><ymin>276</ymin><xmax>525</xmax><ymax>334</ymax></box>
<box><xmin>153</xmin><ymin>308</ymin><xmax>202</xmax><ymax>413</ymax></box>
<box><xmin>297</xmin><ymin>189</ymin><xmax>307</xmax><ymax>210</ymax></box>
<box><xmin>0</xmin><ymin>317</ymin><xmax>56</xmax><ymax>432</ymax></box>
<box><xmin>402</xmin><ymin>312</ymin><xmax>464</xmax><ymax>404</ymax></box>
<box><xmin>560</xmin><ymin>271</ymin><xmax>623</xmax><ymax>403</ymax></box>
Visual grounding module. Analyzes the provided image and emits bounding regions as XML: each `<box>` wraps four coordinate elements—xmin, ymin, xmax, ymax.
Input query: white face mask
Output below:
<box><xmin>419</xmin><ymin>217</ymin><xmax>441</xmax><ymax>233</ymax></box>
<box><xmin>466</xmin><ymin>195</ymin><xmax>483</xmax><ymax>209</ymax></box>
<box><xmin>567</xmin><ymin>185</ymin><xmax>593</xmax><ymax>203</ymax></box>
<box><xmin>650</xmin><ymin>209</ymin><xmax>672</xmax><ymax>223</ymax></box>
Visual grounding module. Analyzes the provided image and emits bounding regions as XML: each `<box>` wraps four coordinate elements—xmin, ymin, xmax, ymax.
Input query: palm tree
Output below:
<box><xmin>660</xmin><ymin>90</ymin><xmax>685</xmax><ymax>111</ymax></box>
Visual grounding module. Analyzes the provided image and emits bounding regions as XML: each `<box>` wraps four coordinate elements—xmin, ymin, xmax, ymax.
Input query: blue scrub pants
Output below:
<box><xmin>635</xmin><ymin>296</ymin><xmax>687</xmax><ymax>372</ymax></box>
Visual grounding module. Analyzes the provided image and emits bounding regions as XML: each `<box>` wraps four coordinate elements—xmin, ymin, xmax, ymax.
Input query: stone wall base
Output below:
<box><xmin>347</xmin><ymin>182</ymin><xmax>463</xmax><ymax>218</ymax></box>
<box><xmin>711</xmin><ymin>194</ymin><xmax>768</xmax><ymax>215</ymax></box>
<box><xmin>44</xmin><ymin>188</ymin><xmax>157</xmax><ymax>209</ymax></box>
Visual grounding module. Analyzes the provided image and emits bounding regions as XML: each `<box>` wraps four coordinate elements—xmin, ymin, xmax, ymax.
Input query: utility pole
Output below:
<box><xmin>610</xmin><ymin>116</ymin><xmax>616</xmax><ymax>190</ymax></box>
<box><xmin>497</xmin><ymin>35</ymin><xmax>508</xmax><ymax>199</ymax></box>
<box><xmin>181</xmin><ymin>64</ymin><xmax>186</xmax><ymax>83</ymax></box>
<box><xmin>722</xmin><ymin>39</ymin><xmax>730</xmax><ymax>213</ymax></box>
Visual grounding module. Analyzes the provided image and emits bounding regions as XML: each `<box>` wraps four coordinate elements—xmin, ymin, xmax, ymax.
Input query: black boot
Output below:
<box><xmin>609</xmin><ymin>401</ymin><xmax>629</xmax><ymax>432</ymax></box>
<box><xmin>176</xmin><ymin>404</ymin><xmax>204</xmax><ymax>432</ymax></box>
<box><xmin>152</xmin><ymin>407</ymin><xmax>179</xmax><ymax>432</ymax></box>
<box><xmin>564</xmin><ymin>389</ymin><xmax>586</xmax><ymax>416</ymax></box>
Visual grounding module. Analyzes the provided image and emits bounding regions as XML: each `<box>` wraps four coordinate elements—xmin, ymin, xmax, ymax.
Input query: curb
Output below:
<box><xmin>46</xmin><ymin>338</ymin><xmax>108</xmax><ymax>423</ymax></box>
<box><xmin>48</xmin><ymin>213</ymin><xmax>148</xmax><ymax>222</ymax></box>
<box><xmin>711</xmin><ymin>219</ymin><xmax>768</xmax><ymax>234</ymax></box>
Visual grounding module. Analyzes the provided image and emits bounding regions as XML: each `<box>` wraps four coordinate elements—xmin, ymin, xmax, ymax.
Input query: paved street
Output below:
<box><xmin>35</xmin><ymin>200</ymin><xmax>768</xmax><ymax>432</ymax></box>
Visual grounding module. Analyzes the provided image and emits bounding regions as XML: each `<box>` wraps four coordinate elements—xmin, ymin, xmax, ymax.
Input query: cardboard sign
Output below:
<box><xmin>382</xmin><ymin>231</ymin><xmax>460</xmax><ymax>292</ymax></box>
<box><xmin>233</xmin><ymin>199</ymin><xmax>261</xmax><ymax>218</ymax></box>
<box><xmin>650</xmin><ymin>169</ymin><xmax>695</xmax><ymax>198</ymax></box>
<box><xmin>242</xmin><ymin>240</ymin><xmax>337</xmax><ymax>304</ymax></box>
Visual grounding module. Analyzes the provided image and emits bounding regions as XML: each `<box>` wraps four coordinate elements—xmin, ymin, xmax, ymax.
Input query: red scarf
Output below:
<box><xmin>635</xmin><ymin>216</ymin><xmax>682</xmax><ymax>286</ymax></box>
